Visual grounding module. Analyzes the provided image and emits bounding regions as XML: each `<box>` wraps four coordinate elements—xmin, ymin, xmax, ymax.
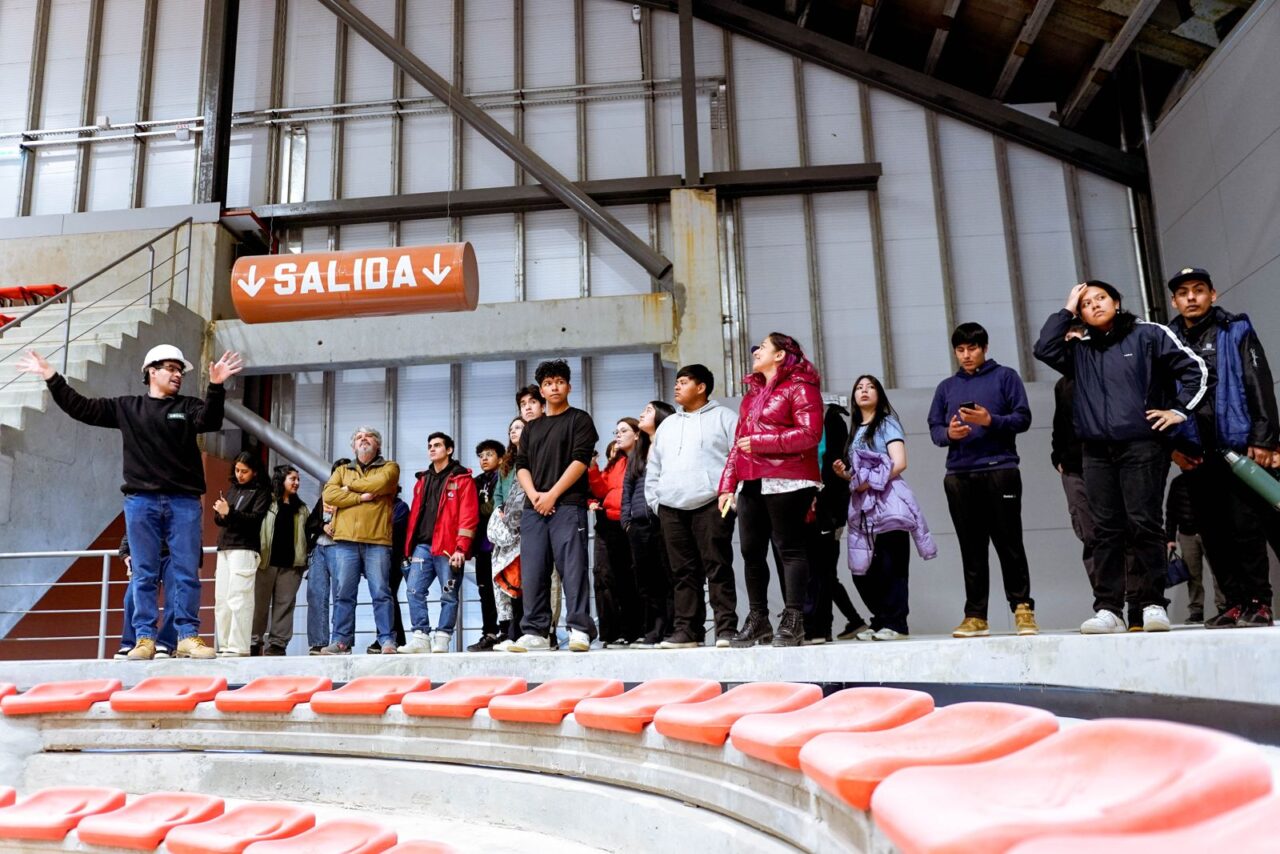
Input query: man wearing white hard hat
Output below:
<box><xmin>17</xmin><ymin>344</ymin><xmax>244</xmax><ymax>660</ymax></box>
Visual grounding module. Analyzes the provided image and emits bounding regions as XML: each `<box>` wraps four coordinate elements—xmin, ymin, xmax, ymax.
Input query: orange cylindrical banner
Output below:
<box><xmin>229</xmin><ymin>243</ymin><xmax>479</xmax><ymax>324</ymax></box>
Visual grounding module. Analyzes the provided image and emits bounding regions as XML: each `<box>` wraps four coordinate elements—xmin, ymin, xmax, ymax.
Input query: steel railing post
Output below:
<box><xmin>147</xmin><ymin>244</ymin><xmax>156</xmax><ymax>307</ymax></box>
<box><xmin>97</xmin><ymin>553</ymin><xmax>111</xmax><ymax>659</ymax></box>
<box><xmin>61</xmin><ymin>291</ymin><xmax>73</xmax><ymax>374</ymax></box>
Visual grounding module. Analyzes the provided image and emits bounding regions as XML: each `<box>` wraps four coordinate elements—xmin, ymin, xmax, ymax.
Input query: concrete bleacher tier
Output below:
<box><xmin>1</xmin><ymin>651</ymin><xmax>1278</xmax><ymax>853</ymax></box>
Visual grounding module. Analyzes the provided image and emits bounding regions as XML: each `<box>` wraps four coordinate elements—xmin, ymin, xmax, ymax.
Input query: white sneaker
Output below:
<box><xmin>1142</xmin><ymin>605</ymin><xmax>1171</xmax><ymax>633</ymax></box>
<box><xmin>153</xmin><ymin>645</ymin><xmax>171</xmax><ymax>660</ymax></box>
<box><xmin>508</xmin><ymin>633</ymin><xmax>550</xmax><ymax>653</ymax></box>
<box><xmin>398</xmin><ymin>630</ymin><xmax>433</xmax><ymax>654</ymax></box>
<box><xmin>854</xmin><ymin>628</ymin><xmax>876</xmax><ymax>641</ymax></box>
<box><xmin>568</xmin><ymin>629</ymin><xmax>591</xmax><ymax>652</ymax></box>
<box><xmin>871</xmin><ymin>628</ymin><xmax>907</xmax><ymax>641</ymax></box>
<box><xmin>1080</xmin><ymin>609</ymin><xmax>1126</xmax><ymax>634</ymax></box>
<box><xmin>431</xmin><ymin>631</ymin><xmax>451</xmax><ymax>653</ymax></box>
<box><xmin>493</xmin><ymin>639</ymin><xmax>514</xmax><ymax>652</ymax></box>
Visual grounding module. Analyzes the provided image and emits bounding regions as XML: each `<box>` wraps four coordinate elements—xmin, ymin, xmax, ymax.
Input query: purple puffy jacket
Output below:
<box><xmin>845</xmin><ymin>448</ymin><xmax>937</xmax><ymax>575</ymax></box>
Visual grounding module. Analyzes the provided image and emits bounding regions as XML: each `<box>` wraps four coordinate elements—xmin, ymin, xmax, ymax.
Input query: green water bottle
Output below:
<box><xmin>1223</xmin><ymin>450</ymin><xmax>1280</xmax><ymax>511</ymax></box>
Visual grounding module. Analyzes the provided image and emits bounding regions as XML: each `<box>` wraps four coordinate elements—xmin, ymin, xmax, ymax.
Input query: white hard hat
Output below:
<box><xmin>141</xmin><ymin>344</ymin><xmax>194</xmax><ymax>373</ymax></box>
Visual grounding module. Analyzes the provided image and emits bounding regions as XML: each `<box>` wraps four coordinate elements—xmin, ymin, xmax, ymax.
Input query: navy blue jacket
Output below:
<box><xmin>1033</xmin><ymin>309</ymin><xmax>1209</xmax><ymax>443</ymax></box>
<box><xmin>927</xmin><ymin>359</ymin><xmax>1032</xmax><ymax>473</ymax></box>
<box><xmin>620</xmin><ymin>457</ymin><xmax>653</xmax><ymax>529</ymax></box>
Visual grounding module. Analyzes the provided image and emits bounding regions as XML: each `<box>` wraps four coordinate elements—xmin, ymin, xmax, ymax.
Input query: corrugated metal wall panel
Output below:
<box><xmin>937</xmin><ymin>116</ymin><xmax>1022</xmax><ymax>373</ymax></box>
<box><xmin>142</xmin><ymin>138</ymin><xmax>195</xmax><ymax>206</ymax></box>
<box><xmin>401</xmin><ymin>113</ymin><xmax>454</xmax><ymax>193</ymax></box>
<box><xmin>1006</xmin><ymin>144</ymin><xmax>1077</xmax><ymax>349</ymax></box>
<box><xmin>651</xmin><ymin>90</ymin><xmax>712</xmax><ymax>177</ymax></box>
<box><xmin>400</xmin><ymin>218</ymin><xmax>452</xmax><ymax>247</ymax></box>
<box><xmin>225</xmin><ymin>127</ymin><xmax>269</xmax><ymax>208</ymax></box>
<box><xmin>872</xmin><ymin>92</ymin><xmax>949</xmax><ymax>388</ymax></box>
<box><xmin>97</xmin><ymin>0</ymin><xmax>144</xmax><ymax>121</ymax></box>
<box><xmin>463</xmin><ymin>108</ymin><xmax>515</xmax><ymax>189</ymax></box>
<box><xmin>463</xmin><ymin>0</ymin><xmax>513</xmax><ymax>93</ymax></box>
<box><xmin>346</xmin><ymin>0</ymin><xmax>395</xmax><ymax>102</ymax></box>
<box><xmin>584</xmin><ymin>0</ymin><xmax>641</xmax><ymax>83</ymax></box>
<box><xmin>301</xmin><ymin>226</ymin><xmax>329</xmax><ymax>251</ymax></box>
<box><xmin>738</xmin><ymin>195</ymin><xmax>812</xmax><ymax>354</ymax></box>
<box><xmin>462</xmin><ymin>213</ymin><xmax>517</xmax><ymax>303</ymax></box>
<box><xmin>587</xmin><ymin>204</ymin><xmax>651</xmax><ymax>296</ymax></box>
<box><xmin>0</xmin><ymin>0</ymin><xmax>36</xmax><ymax>133</ymax></box>
<box><xmin>802</xmin><ymin>63</ymin><xmax>864</xmax><ymax>165</ymax></box>
<box><xmin>304</xmin><ymin>123</ymin><xmax>334</xmax><ymax>200</ymax></box>
<box><xmin>651</xmin><ymin>9</ymin><xmax>724</xmax><ymax>78</ymax></box>
<box><xmin>0</xmin><ymin>164</ymin><xmax>19</xmax><ymax>218</ymax></box>
<box><xmin>812</xmin><ymin>191</ymin><xmax>883</xmax><ymax>395</ymax></box>
<box><xmin>395</xmin><ymin>363</ymin><xmax>450</xmax><ymax>504</ymax></box>
<box><xmin>525</xmin><ymin>105</ymin><xmax>579</xmax><ymax>180</ymax></box>
<box><xmin>342</xmin><ymin>118</ymin><xmax>394</xmax><ymax>198</ymax></box>
<box><xmin>232</xmin><ymin>0</ymin><xmax>274</xmax><ymax>112</ymax></box>
<box><xmin>592</xmin><ymin>352</ymin><xmax>661</xmax><ymax>455</ymax></box>
<box><xmin>524</xmin><ymin>0</ymin><xmax>575</xmax><ymax>88</ymax></box>
<box><xmin>1077</xmin><ymin>169</ymin><xmax>1141</xmax><ymax>297</ymax></box>
<box><xmin>285</xmin><ymin>0</ymin><xmax>337</xmax><ymax>106</ymax></box>
<box><xmin>404</xmin><ymin>0</ymin><xmax>453</xmax><ymax>99</ymax></box>
<box><xmin>460</xmin><ymin>359</ymin><xmax>517</xmax><ymax>466</ymax></box>
<box><xmin>86</xmin><ymin>142</ymin><xmax>135</xmax><ymax>211</ymax></box>
<box><xmin>338</xmin><ymin>222</ymin><xmax>392</xmax><ymax>250</ymax></box>
<box><xmin>40</xmin><ymin>0</ymin><xmax>89</xmax><ymax>128</ymax></box>
<box><xmin>731</xmin><ymin>36</ymin><xmax>798</xmax><ymax>170</ymax></box>
<box><xmin>586</xmin><ymin>100</ymin><xmax>646</xmax><ymax>180</ymax></box>
<box><xmin>149</xmin><ymin>0</ymin><xmax>203</xmax><ymax>120</ymax></box>
<box><xmin>31</xmin><ymin>151</ymin><xmax>76</xmax><ymax>215</ymax></box>
<box><xmin>525</xmin><ymin>208</ymin><xmax>580</xmax><ymax>300</ymax></box>
<box><xmin>292</xmin><ymin>371</ymin><xmax>326</xmax><ymax>500</ymax></box>
<box><xmin>334</xmin><ymin>367</ymin><xmax>390</xmax><ymax>473</ymax></box>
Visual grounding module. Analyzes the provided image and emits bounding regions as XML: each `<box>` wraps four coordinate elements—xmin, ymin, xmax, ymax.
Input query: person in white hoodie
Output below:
<box><xmin>645</xmin><ymin>364</ymin><xmax>741</xmax><ymax>648</ymax></box>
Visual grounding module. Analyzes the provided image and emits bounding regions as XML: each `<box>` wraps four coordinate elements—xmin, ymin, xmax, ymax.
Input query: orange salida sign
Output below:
<box><xmin>230</xmin><ymin>243</ymin><xmax>479</xmax><ymax>324</ymax></box>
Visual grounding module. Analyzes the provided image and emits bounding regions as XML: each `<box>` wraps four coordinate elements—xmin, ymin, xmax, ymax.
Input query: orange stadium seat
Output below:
<box><xmin>110</xmin><ymin>676</ymin><xmax>229</xmax><ymax>713</ymax></box>
<box><xmin>308</xmin><ymin>677</ymin><xmax>433</xmax><ymax>715</ymax></box>
<box><xmin>487</xmin><ymin>678</ymin><xmax>625</xmax><ymax>724</ymax></box>
<box><xmin>0</xmin><ymin>787</ymin><xmax>127</xmax><ymax>841</ymax></box>
<box><xmin>799</xmin><ymin>702</ymin><xmax>1060</xmax><ymax>810</ymax></box>
<box><xmin>76</xmin><ymin>792</ymin><xmax>226</xmax><ymax>850</ymax></box>
<box><xmin>400</xmin><ymin>676</ymin><xmax>527</xmax><ymax>718</ymax></box>
<box><xmin>241</xmin><ymin>818</ymin><xmax>398</xmax><ymax>853</ymax></box>
<box><xmin>383</xmin><ymin>840</ymin><xmax>458</xmax><ymax>853</ymax></box>
<box><xmin>0</xmin><ymin>789</ymin><xmax>13</xmax><ymax>809</ymax></box>
<box><xmin>573</xmin><ymin>678</ymin><xmax>723</xmax><ymax>734</ymax></box>
<box><xmin>0</xmin><ymin>679</ymin><xmax>122</xmax><ymax>715</ymax></box>
<box><xmin>729</xmin><ymin>687</ymin><xmax>935</xmax><ymax>769</ymax></box>
<box><xmin>214</xmin><ymin>676</ymin><xmax>334</xmax><ymax>713</ymax></box>
<box><xmin>652</xmin><ymin>682</ymin><xmax>823</xmax><ymax>747</ymax></box>
<box><xmin>1006</xmin><ymin>794</ymin><xmax>1280</xmax><ymax>854</ymax></box>
<box><xmin>0</xmin><ymin>684</ymin><xmax>14</xmax><ymax>700</ymax></box>
<box><xmin>165</xmin><ymin>803</ymin><xmax>316</xmax><ymax>854</ymax></box>
<box><xmin>870</xmin><ymin>719</ymin><xmax>1274</xmax><ymax>854</ymax></box>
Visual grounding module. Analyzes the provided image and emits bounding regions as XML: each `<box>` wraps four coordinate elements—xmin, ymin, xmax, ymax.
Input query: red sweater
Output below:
<box><xmin>588</xmin><ymin>457</ymin><xmax>627</xmax><ymax>521</ymax></box>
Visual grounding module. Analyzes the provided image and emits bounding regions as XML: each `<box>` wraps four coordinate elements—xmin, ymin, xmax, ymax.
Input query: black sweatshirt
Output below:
<box><xmin>214</xmin><ymin>481</ymin><xmax>271</xmax><ymax>551</ymax></box>
<box><xmin>46</xmin><ymin>372</ymin><xmax>225</xmax><ymax>495</ymax></box>
<box><xmin>514</xmin><ymin>407</ymin><xmax>599</xmax><ymax>507</ymax></box>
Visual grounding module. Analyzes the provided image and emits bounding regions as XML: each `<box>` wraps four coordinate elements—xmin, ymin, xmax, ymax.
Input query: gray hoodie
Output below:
<box><xmin>645</xmin><ymin>399</ymin><xmax>739</xmax><ymax>513</ymax></box>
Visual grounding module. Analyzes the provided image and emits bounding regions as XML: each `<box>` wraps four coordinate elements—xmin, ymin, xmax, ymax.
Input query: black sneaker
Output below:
<box><xmin>658</xmin><ymin>630</ymin><xmax>699</xmax><ymax>649</ymax></box>
<box><xmin>837</xmin><ymin>621</ymin><xmax>869</xmax><ymax>641</ymax></box>
<box><xmin>467</xmin><ymin>633</ymin><xmax>500</xmax><ymax>652</ymax></box>
<box><xmin>714</xmin><ymin>632</ymin><xmax>734</xmax><ymax>649</ymax></box>
<box><xmin>366</xmin><ymin>641</ymin><xmax>382</xmax><ymax>655</ymax></box>
<box><xmin>730</xmin><ymin>610</ymin><xmax>773</xmax><ymax>648</ymax></box>
<box><xmin>264</xmin><ymin>646</ymin><xmax>287</xmax><ymax>656</ymax></box>
<box><xmin>1186</xmin><ymin>611</ymin><xmax>1204</xmax><ymax>624</ymax></box>
<box><xmin>112</xmin><ymin>645</ymin><xmax>131</xmax><ymax>660</ymax></box>
<box><xmin>1206</xmin><ymin>606</ymin><xmax>1244</xmax><ymax>629</ymax></box>
<box><xmin>772</xmin><ymin>608</ymin><xmax>804</xmax><ymax>648</ymax></box>
<box><xmin>308</xmin><ymin>646</ymin><xmax>324</xmax><ymax>656</ymax></box>
<box><xmin>1237</xmin><ymin>601</ymin><xmax>1274</xmax><ymax>628</ymax></box>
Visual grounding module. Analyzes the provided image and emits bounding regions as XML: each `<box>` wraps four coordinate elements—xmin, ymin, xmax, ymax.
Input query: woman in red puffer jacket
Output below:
<box><xmin>718</xmin><ymin>332</ymin><xmax>824</xmax><ymax>648</ymax></box>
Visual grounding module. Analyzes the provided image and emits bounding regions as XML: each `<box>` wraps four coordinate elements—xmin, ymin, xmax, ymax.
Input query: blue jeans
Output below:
<box><xmin>330</xmin><ymin>541</ymin><xmax>394</xmax><ymax>646</ymax></box>
<box><xmin>306</xmin><ymin>544</ymin><xmax>337</xmax><ymax>648</ymax></box>
<box><xmin>405</xmin><ymin>544</ymin><xmax>458</xmax><ymax>635</ymax></box>
<box><xmin>123</xmin><ymin>493</ymin><xmax>203</xmax><ymax>641</ymax></box>
<box><xmin>120</xmin><ymin>557</ymin><xmax>178</xmax><ymax>649</ymax></box>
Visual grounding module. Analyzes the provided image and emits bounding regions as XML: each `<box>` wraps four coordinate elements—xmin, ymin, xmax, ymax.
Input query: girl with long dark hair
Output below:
<box><xmin>624</xmin><ymin>400</ymin><xmax>676</xmax><ymax>647</ymax></box>
<box><xmin>489</xmin><ymin>417</ymin><xmax>527</xmax><ymax>648</ymax></box>
<box><xmin>589</xmin><ymin>419</ymin><xmax>642</xmax><ymax>646</ymax></box>
<box><xmin>211</xmin><ymin>451</ymin><xmax>270</xmax><ymax>657</ymax></box>
<box><xmin>1035</xmin><ymin>280</ymin><xmax>1208</xmax><ymax>634</ymax></box>
<box><xmin>719</xmin><ymin>332</ymin><xmax>825</xmax><ymax>647</ymax></box>
<box><xmin>253</xmin><ymin>464</ymin><xmax>309</xmax><ymax>654</ymax></box>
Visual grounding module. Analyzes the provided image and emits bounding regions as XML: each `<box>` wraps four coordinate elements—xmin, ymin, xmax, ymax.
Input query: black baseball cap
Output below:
<box><xmin>1167</xmin><ymin>267</ymin><xmax>1214</xmax><ymax>292</ymax></box>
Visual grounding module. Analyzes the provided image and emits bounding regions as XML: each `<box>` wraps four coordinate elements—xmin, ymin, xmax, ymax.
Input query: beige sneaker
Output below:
<box><xmin>175</xmin><ymin>636</ymin><xmax>216</xmax><ymax>660</ymax></box>
<box><xmin>1014</xmin><ymin>603</ymin><xmax>1039</xmax><ymax>636</ymax></box>
<box><xmin>952</xmin><ymin>617</ymin><xmax>989</xmax><ymax>638</ymax></box>
<box><xmin>126</xmin><ymin>638</ymin><xmax>156</xmax><ymax>660</ymax></box>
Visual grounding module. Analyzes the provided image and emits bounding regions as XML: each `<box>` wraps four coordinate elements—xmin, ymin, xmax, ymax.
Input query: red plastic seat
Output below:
<box><xmin>242</xmin><ymin>819</ymin><xmax>397</xmax><ymax>853</ymax></box>
<box><xmin>0</xmin><ymin>788</ymin><xmax>13</xmax><ymax>809</ymax></box>
<box><xmin>871</xmin><ymin>719</ymin><xmax>1274</xmax><ymax>854</ymax></box>
<box><xmin>0</xmin><ymin>314</ymin><xmax>15</xmax><ymax>328</ymax></box>
<box><xmin>215</xmin><ymin>676</ymin><xmax>334</xmax><ymax>713</ymax></box>
<box><xmin>487</xmin><ymin>678</ymin><xmax>625</xmax><ymax>724</ymax></box>
<box><xmin>111</xmin><ymin>676</ymin><xmax>229</xmax><ymax>713</ymax></box>
<box><xmin>0</xmin><ymin>787</ymin><xmax>126</xmax><ymax>840</ymax></box>
<box><xmin>730</xmin><ymin>687</ymin><xmax>934</xmax><ymax>769</ymax></box>
<box><xmin>799</xmin><ymin>702</ymin><xmax>1060</xmax><ymax>809</ymax></box>
<box><xmin>573</xmin><ymin>679</ymin><xmax>723</xmax><ymax>734</ymax></box>
<box><xmin>308</xmin><ymin>677</ymin><xmax>433</xmax><ymax>715</ymax></box>
<box><xmin>0</xmin><ymin>679</ymin><xmax>122</xmax><ymax>715</ymax></box>
<box><xmin>401</xmin><ymin>676</ymin><xmax>527</xmax><ymax>718</ymax></box>
<box><xmin>0</xmin><ymin>684</ymin><xmax>15</xmax><ymax>700</ymax></box>
<box><xmin>165</xmin><ymin>803</ymin><xmax>316</xmax><ymax>854</ymax></box>
<box><xmin>76</xmin><ymin>792</ymin><xmax>226</xmax><ymax>850</ymax></box>
<box><xmin>19</xmin><ymin>284</ymin><xmax>67</xmax><ymax>301</ymax></box>
<box><xmin>383</xmin><ymin>841</ymin><xmax>458</xmax><ymax>853</ymax></box>
<box><xmin>653</xmin><ymin>682</ymin><xmax>822</xmax><ymax>746</ymax></box>
<box><xmin>1007</xmin><ymin>794</ymin><xmax>1280</xmax><ymax>853</ymax></box>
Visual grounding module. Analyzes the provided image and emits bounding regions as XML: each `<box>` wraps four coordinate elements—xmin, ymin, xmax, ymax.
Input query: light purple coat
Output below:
<box><xmin>846</xmin><ymin>448</ymin><xmax>937</xmax><ymax>574</ymax></box>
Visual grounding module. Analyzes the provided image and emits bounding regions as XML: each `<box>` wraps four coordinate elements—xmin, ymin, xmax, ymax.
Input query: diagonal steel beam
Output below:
<box><xmin>312</xmin><ymin>0</ymin><xmax>673</xmax><ymax>280</ymax></box>
<box><xmin>854</xmin><ymin>0</ymin><xmax>879</xmax><ymax>49</ymax></box>
<box><xmin>923</xmin><ymin>0</ymin><xmax>963</xmax><ymax>76</ymax></box>
<box><xmin>1059</xmin><ymin>0</ymin><xmax>1162</xmax><ymax>127</ymax></box>
<box><xmin>992</xmin><ymin>0</ymin><xmax>1057</xmax><ymax>100</ymax></box>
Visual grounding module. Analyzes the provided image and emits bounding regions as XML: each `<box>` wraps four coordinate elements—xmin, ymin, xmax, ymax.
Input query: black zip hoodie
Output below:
<box><xmin>214</xmin><ymin>480</ymin><xmax>271</xmax><ymax>551</ymax></box>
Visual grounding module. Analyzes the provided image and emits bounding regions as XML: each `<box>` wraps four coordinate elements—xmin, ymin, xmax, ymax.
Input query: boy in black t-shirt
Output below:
<box><xmin>510</xmin><ymin>360</ymin><xmax>599</xmax><ymax>652</ymax></box>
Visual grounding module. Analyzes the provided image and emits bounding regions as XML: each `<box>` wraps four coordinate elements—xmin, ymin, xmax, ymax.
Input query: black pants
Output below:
<box><xmin>473</xmin><ymin>550</ymin><xmax>498</xmax><ymax>636</ymax></box>
<box><xmin>737</xmin><ymin>481</ymin><xmax>815</xmax><ymax>612</ymax></box>
<box><xmin>802</xmin><ymin>523</ymin><xmax>862</xmax><ymax>638</ymax></box>
<box><xmin>519</xmin><ymin>504</ymin><xmax>596</xmax><ymax>639</ymax></box>
<box><xmin>628</xmin><ymin>520</ymin><xmax>673</xmax><ymax>642</ymax></box>
<box><xmin>851</xmin><ymin>530</ymin><xmax>911</xmax><ymax>634</ymax></box>
<box><xmin>387</xmin><ymin>558</ymin><xmax>406</xmax><ymax>646</ymax></box>
<box><xmin>1082</xmin><ymin>439</ymin><xmax>1169</xmax><ymax>615</ymax></box>
<box><xmin>943</xmin><ymin>468</ymin><xmax>1033</xmax><ymax>618</ymax></box>
<box><xmin>592</xmin><ymin>514</ymin><xmax>641</xmax><ymax>642</ymax></box>
<box><xmin>503</xmin><ymin>596</ymin><xmax>524</xmax><ymax>642</ymax></box>
<box><xmin>659</xmin><ymin>499</ymin><xmax>738</xmax><ymax>639</ymax></box>
<box><xmin>1186</xmin><ymin>453</ymin><xmax>1274</xmax><ymax>606</ymax></box>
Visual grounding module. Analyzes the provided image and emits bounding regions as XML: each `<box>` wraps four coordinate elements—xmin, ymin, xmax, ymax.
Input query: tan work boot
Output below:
<box><xmin>952</xmin><ymin>617</ymin><xmax>989</xmax><ymax>638</ymax></box>
<box><xmin>1014</xmin><ymin>603</ymin><xmax>1039</xmax><ymax>635</ymax></box>
<box><xmin>126</xmin><ymin>638</ymin><xmax>156</xmax><ymax>660</ymax></box>
<box><xmin>175</xmin><ymin>636</ymin><xmax>216</xmax><ymax>660</ymax></box>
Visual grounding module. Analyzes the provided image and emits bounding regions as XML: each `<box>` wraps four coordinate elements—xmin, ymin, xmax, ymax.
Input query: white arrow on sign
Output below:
<box><xmin>236</xmin><ymin>265</ymin><xmax>265</xmax><ymax>298</ymax></box>
<box><xmin>421</xmin><ymin>253</ymin><xmax>452</xmax><ymax>286</ymax></box>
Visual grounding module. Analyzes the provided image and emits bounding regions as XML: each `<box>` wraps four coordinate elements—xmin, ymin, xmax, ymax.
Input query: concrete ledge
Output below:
<box><xmin>212</xmin><ymin>293</ymin><xmax>675</xmax><ymax>374</ymax></box>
